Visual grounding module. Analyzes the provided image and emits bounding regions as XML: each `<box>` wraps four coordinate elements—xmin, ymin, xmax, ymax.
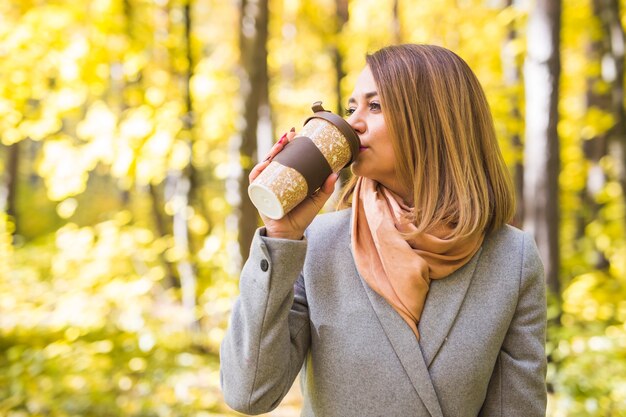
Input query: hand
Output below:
<box><xmin>249</xmin><ymin>129</ymin><xmax>340</xmax><ymax>240</ymax></box>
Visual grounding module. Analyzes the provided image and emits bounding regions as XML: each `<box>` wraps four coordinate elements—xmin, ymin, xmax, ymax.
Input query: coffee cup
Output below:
<box><xmin>248</xmin><ymin>101</ymin><xmax>361</xmax><ymax>219</ymax></box>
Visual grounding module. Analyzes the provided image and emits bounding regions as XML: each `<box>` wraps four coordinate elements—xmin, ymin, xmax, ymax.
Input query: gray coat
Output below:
<box><xmin>220</xmin><ymin>208</ymin><xmax>547</xmax><ymax>417</ymax></box>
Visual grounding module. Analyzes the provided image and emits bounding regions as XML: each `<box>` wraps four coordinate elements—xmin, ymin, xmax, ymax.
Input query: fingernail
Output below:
<box><xmin>290</xmin><ymin>127</ymin><xmax>295</xmax><ymax>132</ymax></box>
<box><xmin>278</xmin><ymin>133</ymin><xmax>287</xmax><ymax>144</ymax></box>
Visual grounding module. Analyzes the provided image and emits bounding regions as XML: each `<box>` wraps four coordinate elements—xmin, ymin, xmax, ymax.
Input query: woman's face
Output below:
<box><xmin>347</xmin><ymin>66</ymin><xmax>401</xmax><ymax>196</ymax></box>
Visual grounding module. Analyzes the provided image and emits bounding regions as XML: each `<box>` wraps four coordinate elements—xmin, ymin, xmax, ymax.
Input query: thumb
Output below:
<box><xmin>310</xmin><ymin>173</ymin><xmax>339</xmax><ymax>207</ymax></box>
<box><xmin>288</xmin><ymin>172</ymin><xmax>340</xmax><ymax>223</ymax></box>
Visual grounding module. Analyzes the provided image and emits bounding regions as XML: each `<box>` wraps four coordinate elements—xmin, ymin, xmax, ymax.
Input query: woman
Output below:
<box><xmin>220</xmin><ymin>44</ymin><xmax>547</xmax><ymax>417</ymax></box>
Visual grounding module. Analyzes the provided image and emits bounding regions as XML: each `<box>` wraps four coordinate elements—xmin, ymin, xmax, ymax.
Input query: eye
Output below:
<box><xmin>369</xmin><ymin>102</ymin><xmax>381</xmax><ymax>111</ymax></box>
<box><xmin>345</xmin><ymin>107</ymin><xmax>356</xmax><ymax>116</ymax></box>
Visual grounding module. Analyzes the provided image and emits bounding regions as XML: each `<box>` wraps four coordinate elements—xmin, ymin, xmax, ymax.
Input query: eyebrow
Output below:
<box><xmin>348</xmin><ymin>91</ymin><xmax>379</xmax><ymax>104</ymax></box>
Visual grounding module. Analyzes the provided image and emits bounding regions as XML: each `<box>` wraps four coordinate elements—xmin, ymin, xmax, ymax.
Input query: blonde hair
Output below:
<box><xmin>338</xmin><ymin>44</ymin><xmax>514</xmax><ymax>237</ymax></box>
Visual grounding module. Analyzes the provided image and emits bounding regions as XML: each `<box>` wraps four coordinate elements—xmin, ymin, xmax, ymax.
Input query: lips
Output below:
<box><xmin>359</xmin><ymin>146</ymin><xmax>368</xmax><ymax>152</ymax></box>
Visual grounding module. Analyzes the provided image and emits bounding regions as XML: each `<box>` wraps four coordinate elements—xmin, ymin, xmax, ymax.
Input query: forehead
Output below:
<box><xmin>351</xmin><ymin>66</ymin><xmax>378</xmax><ymax>96</ymax></box>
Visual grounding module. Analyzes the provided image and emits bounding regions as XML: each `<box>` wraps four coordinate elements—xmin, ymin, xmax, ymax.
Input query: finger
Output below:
<box><xmin>320</xmin><ymin>172</ymin><xmax>340</xmax><ymax>194</ymax></box>
<box><xmin>249</xmin><ymin>159</ymin><xmax>272</xmax><ymax>183</ymax></box>
<box><xmin>315</xmin><ymin>173</ymin><xmax>339</xmax><ymax>201</ymax></box>
<box><xmin>262</xmin><ymin>132</ymin><xmax>289</xmax><ymax>162</ymax></box>
<box><xmin>284</xmin><ymin>172</ymin><xmax>339</xmax><ymax>231</ymax></box>
<box><xmin>286</xmin><ymin>127</ymin><xmax>296</xmax><ymax>142</ymax></box>
<box><xmin>295</xmin><ymin>173</ymin><xmax>339</xmax><ymax>216</ymax></box>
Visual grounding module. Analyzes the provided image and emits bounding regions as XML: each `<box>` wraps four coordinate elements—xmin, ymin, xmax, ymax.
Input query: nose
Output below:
<box><xmin>347</xmin><ymin>112</ymin><xmax>366</xmax><ymax>135</ymax></box>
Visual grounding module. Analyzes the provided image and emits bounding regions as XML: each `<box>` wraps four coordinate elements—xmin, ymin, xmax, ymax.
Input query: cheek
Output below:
<box><xmin>380</xmin><ymin>147</ymin><xmax>397</xmax><ymax>171</ymax></box>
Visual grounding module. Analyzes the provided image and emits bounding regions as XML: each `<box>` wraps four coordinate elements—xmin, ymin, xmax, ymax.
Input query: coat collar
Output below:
<box><xmin>346</xmin><ymin>209</ymin><xmax>482</xmax><ymax>416</ymax></box>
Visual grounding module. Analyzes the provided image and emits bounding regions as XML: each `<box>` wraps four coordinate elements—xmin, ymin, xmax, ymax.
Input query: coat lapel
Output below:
<box><xmin>418</xmin><ymin>247</ymin><xmax>482</xmax><ymax>367</ymax></box>
<box><xmin>347</xmin><ymin>210</ymin><xmax>483</xmax><ymax>416</ymax></box>
<box><xmin>357</xmin><ymin>273</ymin><xmax>445</xmax><ymax>417</ymax></box>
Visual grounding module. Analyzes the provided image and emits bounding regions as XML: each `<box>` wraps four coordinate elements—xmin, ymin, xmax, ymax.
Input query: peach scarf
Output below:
<box><xmin>351</xmin><ymin>177</ymin><xmax>484</xmax><ymax>340</ymax></box>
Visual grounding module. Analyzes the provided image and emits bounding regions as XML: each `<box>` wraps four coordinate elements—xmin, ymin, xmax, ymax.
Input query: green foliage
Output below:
<box><xmin>547</xmin><ymin>271</ymin><xmax>626</xmax><ymax>416</ymax></box>
<box><xmin>0</xmin><ymin>0</ymin><xmax>242</xmax><ymax>414</ymax></box>
<box><xmin>1</xmin><ymin>214</ymin><xmax>238</xmax><ymax>415</ymax></box>
<box><xmin>544</xmin><ymin>0</ymin><xmax>626</xmax><ymax>414</ymax></box>
<box><xmin>1</xmin><ymin>0</ymin><xmax>626</xmax><ymax>415</ymax></box>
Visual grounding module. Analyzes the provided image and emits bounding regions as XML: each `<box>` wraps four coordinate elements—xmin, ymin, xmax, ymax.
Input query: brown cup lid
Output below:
<box><xmin>304</xmin><ymin>101</ymin><xmax>361</xmax><ymax>165</ymax></box>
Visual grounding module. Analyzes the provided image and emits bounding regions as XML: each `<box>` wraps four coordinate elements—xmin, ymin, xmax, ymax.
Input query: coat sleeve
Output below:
<box><xmin>220</xmin><ymin>227</ymin><xmax>311</xmax><ymax>415</ymax></box>
<box><xmin>479</xmin><ymin>232</ymin><xmax>548</xmax><ymax>417</ymax></box>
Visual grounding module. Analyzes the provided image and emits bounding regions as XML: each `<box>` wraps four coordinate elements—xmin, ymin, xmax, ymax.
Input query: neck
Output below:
<box><xmin>382</xmin><ymin>180</ymin><xmax>413</xmax><ymax>207</ymax></box>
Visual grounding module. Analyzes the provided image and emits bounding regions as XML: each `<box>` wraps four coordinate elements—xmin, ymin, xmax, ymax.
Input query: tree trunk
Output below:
<box><xmin>392</xmin><ymin>0</ymin><xmax>401</xmax><ymax>44</ymax></box>
<box><xmin>333</xmin><ymin>0</ymin><xmax>349</xmax><ymax>116</ymax></box>
<box><xmin>333</xmin><ymin>0</ymin><xmax>352</xmax><ymax>192</ymax></box>
<box><xmin>236</xmin><ymin>0</ymin><xmax>270</xmax><ymax>264</ymax></box>
<box><xmin>175</xmin><ymin>0</ymin><xmax>198</xmax><ymax>329</ymax></box>
<box><xmin>601</xmin><ymin>0</ymin><xmax>626</xmax><ymax>208</ymax></box>
<box><xmin>121</xmin><ymin>0</ymin><xmax>180</xmax><ymax>289</ymax></box>
<box><xmin>523</xmin><ymin>0</ymin><xmax>562</xmax><ymax>296</ymax></box>
<box><xmin>502</xmin><ymin>0</ymin><xmax>523</xmax><ymax>228</ymax></box>
<box><xmin>183</xmin><ymin>0</ymin><xmax>212</xmax><ymax>234</ymax></box>
<box><xmin>149</xmin><ymin>183</ymin><xmax>179</xmax><ymax>288</ymax></box>
<box><xmin>577</xmin><ymin>0</ymin><xmax>613</xmax><ymax>269</ymax></box>
<box><xmin>3</xmin><ymin>142</ymin><xmax>20</xmax><ymax>236</ymax></box>
<box><xmin>0</xmin><ymin>142</ymin><xmax>22</xmax><ymax>236</ymax></box>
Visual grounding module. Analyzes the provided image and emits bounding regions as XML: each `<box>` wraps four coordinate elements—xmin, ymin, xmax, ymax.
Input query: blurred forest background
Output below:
<box><xmin>1</xmin><ymin>0</ymin><xmax>625</xmax><ymax>415</ymax></box>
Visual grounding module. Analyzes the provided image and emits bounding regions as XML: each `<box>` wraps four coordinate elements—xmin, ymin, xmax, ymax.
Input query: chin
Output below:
<box><xmin>352</xmin><ymin>167</ymin><xmax>381</xmax><ymax>181</ymax></box>
<box><xmin>350</xmin><ymin>169</ymin><xmax>376</xmax><ymax>184</ymax></box>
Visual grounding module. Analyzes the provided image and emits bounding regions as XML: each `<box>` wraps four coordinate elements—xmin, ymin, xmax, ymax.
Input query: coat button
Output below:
<box><xmin>260</xmin><ymin>259</ymin><xmax>269</xmax><ymax>272</ymax></box>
